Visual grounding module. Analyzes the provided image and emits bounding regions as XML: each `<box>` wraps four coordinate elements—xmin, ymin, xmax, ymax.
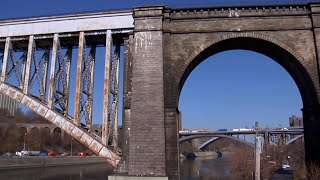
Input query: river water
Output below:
<box><xmin>0</xmin><ymin>157</ymin><xmax>232</xmax><ymax>180</ymax></box>
<box><xmin>181</xmin><ymin>156</ymin><xmax>233</xmax><ymax>180</ymax></box>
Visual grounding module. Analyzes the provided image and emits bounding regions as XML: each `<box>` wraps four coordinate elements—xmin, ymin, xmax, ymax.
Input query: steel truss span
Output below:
<box><xmin>0</xmin><ymin>10</ymin><xmax>134</xmax><ymax>166</ymax></box>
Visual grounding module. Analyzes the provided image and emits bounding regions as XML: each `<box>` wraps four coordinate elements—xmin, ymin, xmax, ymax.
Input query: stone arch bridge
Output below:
<box><xmin>0</xmin><ymin>122</ymin><xmax>102</xmax><ymax>137</ymax></box>
<box><xmin>0</xmin><ymin>2</ymin><xmax>320</xmax><ymax>180</ymax></box>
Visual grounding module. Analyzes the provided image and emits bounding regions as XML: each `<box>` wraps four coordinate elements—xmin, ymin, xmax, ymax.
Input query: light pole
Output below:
<box><xmin>71</xmin><ymin>137</ymin><xmax>73</xmax><ymax>156</ymax></box>
<box><xmin>255</xmin><ymin>122</ymin><xmax>261</xmax><ymax>180</ymax></box>
<box><xmin>23</xmin><ymin>132</ymin><xmax>26</xmax><ymax>151</ymax></box>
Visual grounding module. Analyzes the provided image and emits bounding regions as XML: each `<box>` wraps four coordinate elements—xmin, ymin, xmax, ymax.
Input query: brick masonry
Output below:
<box><xmin>127</xmin><ymin>6</ymin><xmax>166</xmax><ymax>177</ymax></box>
<box><xmin>125</xmin><ymin>3</ymin><xmax>320</xmax><ymax>180</ymax></box>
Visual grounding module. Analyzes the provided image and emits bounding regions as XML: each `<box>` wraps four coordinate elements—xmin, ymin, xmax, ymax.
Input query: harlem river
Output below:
<box><xmin>0</xmin><ymin>156</ymin><xmax>234</xmax><ymax>180</ymax></box>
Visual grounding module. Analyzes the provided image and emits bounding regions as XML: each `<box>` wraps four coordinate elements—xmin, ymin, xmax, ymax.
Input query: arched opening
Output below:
<box><xmin>180</xmin><ymin>50</ymin><xmax>303</xmax><ymax>129</ymax></box>
<box><xmin>51</xmin><ymin>127</ymin><xmax>62</xmax><ymax>152</ymax></box>
<box><xmin>28</xmin><ymin>127</ymin><xmax>40</xmax><ymax>150</ymax></box>
<box><xmin>175</xmin><ymin>36</ymin><xmax>319</xmax><ymax>179</ymax></box>
<box><xmin>178</xmin><ymin>37</ymin><xmax>318</xmax><ymax>106</ymax></box>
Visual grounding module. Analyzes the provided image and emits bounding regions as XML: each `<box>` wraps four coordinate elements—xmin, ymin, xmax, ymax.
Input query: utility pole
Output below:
<box><xmin>23</xmin><ymin>132</ymin><xmax>26</xmax><ymax>151</ymax></box>
<box><xmin>255</xmin><ymin>122</ymin><xmax>261</xmax><ymax>180</ymax></box>
<box><xmin>71</xmin><ymin>138</ymin><xmax>73</xmax><ymax>156</ymax></box>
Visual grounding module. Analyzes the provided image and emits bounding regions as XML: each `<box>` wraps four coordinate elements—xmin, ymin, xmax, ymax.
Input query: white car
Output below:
<box><xmin>282</xmin><ymin>164</ymin><xmax>290</xmax><ymax>169</ymax></box>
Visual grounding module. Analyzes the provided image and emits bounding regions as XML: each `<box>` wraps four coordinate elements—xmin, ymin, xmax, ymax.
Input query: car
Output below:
<box><xmin>77</xmin><ymin>152</ymin><xmax>89</xmax><ymax>156</ymax></box>
<box><xmin>5</xmin><ymin>152</ymin><xmax>16</xmax><ymax>157</ymax></box>
<box><xmin>61</xmin><ymin>152</ymin><xmax>69</xmax><ymax>156</ymax></box>
<box><xmin>282</xmin><ymin>164</ymin><xmax>290</xmax><ymax>169</ymax></box>
<box><xmin>48</xmin><ymin>152</ymin><xmax>56</xmax><ymax>156</ymax></box>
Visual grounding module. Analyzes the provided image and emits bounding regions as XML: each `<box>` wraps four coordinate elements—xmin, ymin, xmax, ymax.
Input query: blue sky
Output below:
<box><xmin>0</xmin><ymin>0</ymin><xmax>315</xmax><ymax>20</ymax></box>
<box><xmin>179</xmin><ymin>50</ymin><xmax>302</xmax><ymax>130</ymax></box>
<box><xmin>1</xmin><ymin>0</ymin><xmax>314</xmax><ymax>130</ymax></box>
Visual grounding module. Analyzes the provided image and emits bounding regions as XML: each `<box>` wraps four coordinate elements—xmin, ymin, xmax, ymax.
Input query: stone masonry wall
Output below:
<box><xmin>128</xmin><ymin>6</ymin><xmax>166</xmax><ymax>176</ymax></box>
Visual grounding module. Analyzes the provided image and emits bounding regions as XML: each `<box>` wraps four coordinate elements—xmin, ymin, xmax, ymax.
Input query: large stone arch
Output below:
<box><xmin>0</xmin><ymin>82</ymin><xmax>120</xmax><ymax>167</ymax></box>
<box><xmin>165</xmin><ymin>32</ymin><xmax>320</xmax><ymax>173</ymax></box>
<box><xmin>176</xmin><ymin>33</ymin><xmax>318</xmax><ymax>107</ymax></box>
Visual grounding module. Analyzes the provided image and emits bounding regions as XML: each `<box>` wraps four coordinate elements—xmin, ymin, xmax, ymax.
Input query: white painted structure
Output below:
<box><xmin>0</xmin><ymin>10</ymin><xmax>135</xmax><ymax>167</ymax></box>
<box><xmin>0</xmin><ymin>10</ymin><xmax>134</xmax><ymax>37</ymax></box>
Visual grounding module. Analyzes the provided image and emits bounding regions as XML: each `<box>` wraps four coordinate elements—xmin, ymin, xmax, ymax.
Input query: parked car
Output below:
<box><xmin>77</xmin><ymin>152</ymin><xmax>89</xmax><ymax>156</ymax></box>
<box><xmin>48</xmin><ymin>152</ymin><xmax>56</xmax><ymax>156</ymax></box>
<box><xmin>5</xmin><ymin>152</ymin><xmax>16</xmax><ymax>157</ymax></box>
<box><xmin>282</xmin><ymin>164</ymin><xmax>290</xmax><ymax>169</ymax></box>
<box><xmin>16</xmin><ymin>151</ymin><xmax>40</xmax><ymax>156</ymax></box>
<box><xmin>61</xmin><ymin>152</ymin><xmax>69</xmax><ymax>156</ymax></box>
<box><xmin>40</xmin><ymin>153</ymin><xmax>48</xmax><ymax>156</ymax></box>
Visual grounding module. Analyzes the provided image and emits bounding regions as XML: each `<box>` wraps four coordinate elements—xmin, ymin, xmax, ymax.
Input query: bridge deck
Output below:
<box><xmin>0</xmin><ymin>11</ymin><xmax>133</xmax><ymax>37</ymax></box>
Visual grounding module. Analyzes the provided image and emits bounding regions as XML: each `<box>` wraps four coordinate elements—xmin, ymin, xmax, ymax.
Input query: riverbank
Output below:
<box><xmin>0</xmin><ymin>156</ymin><xmax>110</xmax><ymax>170</ymax></box>
<box><xmin>182</xmin><ymin>151</ymin><xmax>233</xmax><ymax>159</ymax></box>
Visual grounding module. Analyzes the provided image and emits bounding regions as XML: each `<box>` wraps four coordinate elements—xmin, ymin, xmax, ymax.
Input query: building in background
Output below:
<box><xmin>289</xmin><ymin>115</ymin><xmax>303</xmax><ymax>127</ymax></box>
<box><xmin>0</xmin><ymin>93</ymin><xmax>18</xmax><ymax>115</ymax></box>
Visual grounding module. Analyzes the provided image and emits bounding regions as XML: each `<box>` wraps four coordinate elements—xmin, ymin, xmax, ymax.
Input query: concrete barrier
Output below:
<box><xmin>0</xmin><ymin>156</ymin><xmax>108</xmax><ymax>169</ymax></box>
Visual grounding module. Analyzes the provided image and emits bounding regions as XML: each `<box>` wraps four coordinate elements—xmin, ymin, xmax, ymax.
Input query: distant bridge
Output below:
<box><xmin>179</xmin><ymin>128</ymin><xmax>303</xmax><ymax>136</ymax></box>
<box><xmin>179</xmin><ymin>128</ymin><xmax>304</xmax><ymax>150</ymax></box>
<box><xmin>0</xmin><ymin>122</ymin><xmax>102</xmax><ymax>136</ymax></box>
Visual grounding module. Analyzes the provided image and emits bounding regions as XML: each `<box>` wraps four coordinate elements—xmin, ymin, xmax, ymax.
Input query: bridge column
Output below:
<box><xmin>126</xmin><ymin>6</ymin><xmax>167</xmax><ymax>178</ymax></box>
<box><xmin>116</xmin><ymin>35</ymin><xmax>133</xmax><ymax>174</ymax></box>
<box><xmin>311</xmin><ymin>3</ymin><xmax>320</xmax><ymax>82</ymax></box>
<box><xmin>0</xmin><ymin>37</ymin><xmax>10</xmax><ymax>82</ymax></box>
<box><xmin>264</xmin><ymin>132</ymin><xmax>270</xmax><ymax>155</ymax></box>
<box><xmin>303</xmin><ymin>104</ymin><xmax>320</xmax><ymax>168</ymax></box>
<box><xmin>280</xmin><ymin>133</ymin><xmax>286</xmax><ymax>146</ymax></box>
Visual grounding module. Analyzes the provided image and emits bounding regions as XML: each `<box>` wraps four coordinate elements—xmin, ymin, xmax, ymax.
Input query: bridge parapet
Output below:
<box><xmin>170</xmin><ymin>4</ymin><xmax>310</xmax><ymax>19</ymax></box>
<box><xmin>0</xmin><ymin>11</ymin><xmax>133</xmax><ymax>38</ymax></box>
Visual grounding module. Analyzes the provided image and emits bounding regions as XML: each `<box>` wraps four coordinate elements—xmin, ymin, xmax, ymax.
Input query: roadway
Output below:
<box><xmin>179</xmin><ymin>128</ymin><xmax>304</xmax><ymax>136</ymax></box>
